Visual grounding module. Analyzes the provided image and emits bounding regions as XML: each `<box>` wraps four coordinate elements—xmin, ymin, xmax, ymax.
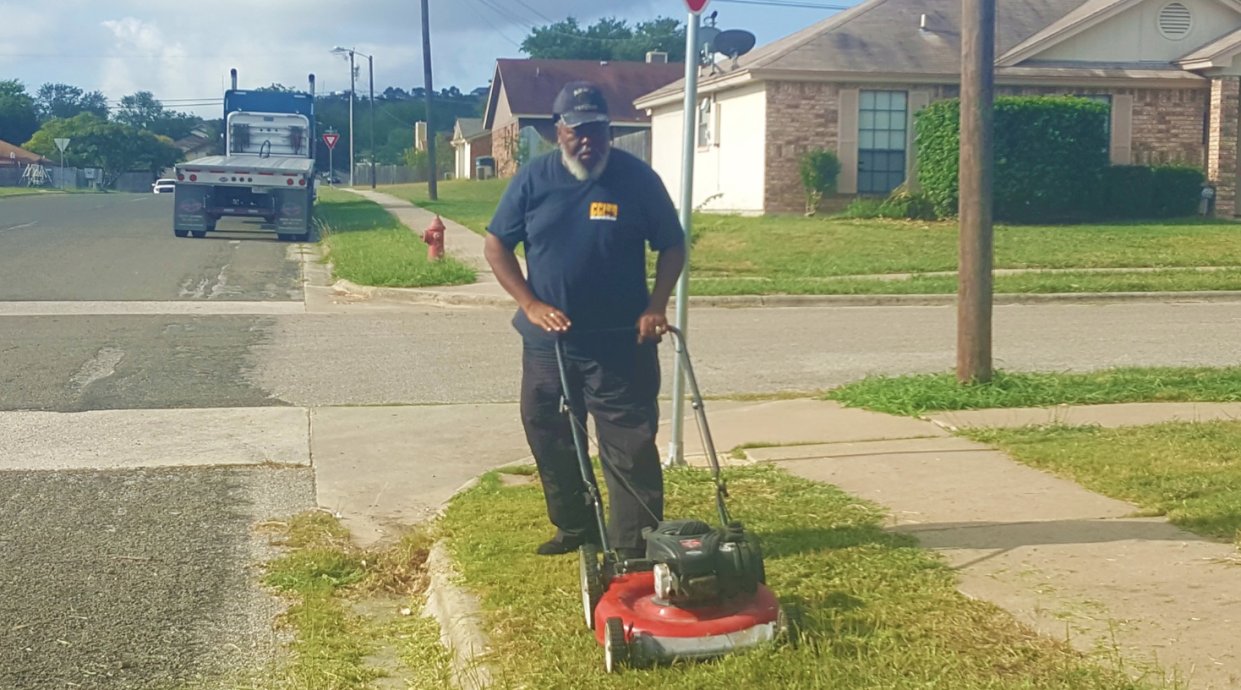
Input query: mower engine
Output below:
<box><xmin>644</xmin><ymin>519</ymin><xmax>766</xmax><ymax>608</ymax></box>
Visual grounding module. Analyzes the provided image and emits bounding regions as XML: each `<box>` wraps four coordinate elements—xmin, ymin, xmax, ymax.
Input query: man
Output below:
<box><xmin>484</xmin><ymin>82</ymin><xmax>687</xmax><ymax>559</ymax></box>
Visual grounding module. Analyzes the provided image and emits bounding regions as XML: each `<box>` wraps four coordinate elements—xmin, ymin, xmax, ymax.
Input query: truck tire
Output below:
<box><xmin>191</xmin><ymin>231</ymin><xmax>208</xmax><ymax>239</ymax></box>
<box><xmin>174</xmin><ymin>229</ymin><xmax>189</xmax><ymax>238</ymax></box>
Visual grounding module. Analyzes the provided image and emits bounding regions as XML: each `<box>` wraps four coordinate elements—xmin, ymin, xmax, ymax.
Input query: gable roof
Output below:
<box><xmin>0</xmin><ymin>139</ymin><xmax>51</xmax><ymax>167</ymax></box>
<box><xmin>1179</xmin><ymin>25</ymin><xmax>1241</xmax><ymax>67</ymax></box>
<box><xmin>636</xmin><ymin>0</ymin><xmax>1216</xmax><ymax>108</ymax></box>
<box><xmin>1001</xmin><ymin>0</ymin><xmax>1241</xmax><ymax>65</ymax></box>
<box><xmin>484</xmin><ymin>59</ymin><xmax>684</xmax><ymax>130</ymax></box>
<box><xmin>453</xmin><ymin>117</ymin><xmax>488</xmax><ymax>142</ymax></box>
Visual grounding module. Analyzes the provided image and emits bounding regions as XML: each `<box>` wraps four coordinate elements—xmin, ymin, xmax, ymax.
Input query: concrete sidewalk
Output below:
<box><xmin>709</xmin><ymin>399</ymin><xmax>1241</xmax><ymax>689</ymax></box>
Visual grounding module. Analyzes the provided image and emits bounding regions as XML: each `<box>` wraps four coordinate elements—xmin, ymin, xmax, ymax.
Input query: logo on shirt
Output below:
<box><xmin>589</xmin><ymin>202</ymin><xmax>619</xmax><ymax>222</ymax></box>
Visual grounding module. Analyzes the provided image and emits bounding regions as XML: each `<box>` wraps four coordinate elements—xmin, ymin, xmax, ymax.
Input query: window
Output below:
<box><xmin>858</xmin><ymin>90</ymin><xmax>908</xmax><ymax>195</ymax></box>
<box><xmin>697</xmin><ymin>98</ymin><xmax>713</xmax><ymax>148</ymax></box>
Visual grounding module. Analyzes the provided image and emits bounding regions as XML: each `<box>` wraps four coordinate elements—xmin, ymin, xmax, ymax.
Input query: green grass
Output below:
<box><xmin>438</xmin><ymin>465</ymin><xmax>1154</xmax><ymax>689</ymax></box>
<box><xmin>382</xmin><ymin>178</ymin><xmax>510</xmax><ymax>235</ymax></box>
<box><xmin>691</xmin><ymin>268</ymin><xmax>1241</xmax><ymax>296</ymax></box>
<box><xmin>259</xmin><ymin>511</ymin><xmax>452</xmax><ymax>690</ymax></box>
<box><xmin>966</xmin><ymin>422</ymin><xmax>1241</xmax><ymax>544</ymax></box>
<box><xmin>377</xmin><ymin>180</ymin><xmax>1241</xmax><ymax>294</ymax></box>
<box><xmin>316</xmin><ymin>187</ymin><xmax>475</xmax><ymax>288</ymax></box>
<box><xmin>829</xmin><ymin>367</ymin><xmax>1241</xmax><ymax>417</ymax></box>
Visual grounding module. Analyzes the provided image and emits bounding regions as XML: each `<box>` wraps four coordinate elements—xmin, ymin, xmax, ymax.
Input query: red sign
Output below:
<box><xmin>323</xmin><ymin>133</ymin><xmax>340</xmax><ymax>150</ymax></box>
<box><xmin>684</xmin><ymin>0</ymin><xmax>711</xmax><ymax>13</ymax></box>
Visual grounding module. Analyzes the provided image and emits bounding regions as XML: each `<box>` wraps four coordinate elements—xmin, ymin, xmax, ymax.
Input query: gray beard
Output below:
<box><xmin>561</xmin><ymin>149</ymin><xmax>610</xmax><ymax>181</ymax></box>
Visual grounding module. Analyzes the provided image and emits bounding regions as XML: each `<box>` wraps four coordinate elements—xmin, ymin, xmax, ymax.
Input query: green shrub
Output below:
<box><xmin>840</xmin><ymin>188</ymin><xmax>938</xmax><ymax>221</ymax></box>
<box><xmin>879</xmin><ymin>188</ymin><xmax>938</xmax><ymax>220</ymax></box>
<box><xmin>917</xmin><ymin>96</ymin><xmax>1110</xmax><ymax>222</ymax></box>
<box><xmin>841</xmin><ymin>197</ymin><xmax>885</xmax><ymax>219</ymax></box>
<box><xmin>1152</xmin><ymin>165</ymin><xmax>1205</xmax><ymax>218</ymax></box>
<box><xmin>1100</xmin><ymin>165</ymin><xmax>1203</xmax><ymax>219</ymax></box>
<box><xmin>799</xmin><ymin>149</ymin><xmax>842</xmax><ymax>215</ymax></box>
<box><xmin>1101</xmin><ymin>165</ymin><xmax>1155</xmax><ymax>219</ymax></box>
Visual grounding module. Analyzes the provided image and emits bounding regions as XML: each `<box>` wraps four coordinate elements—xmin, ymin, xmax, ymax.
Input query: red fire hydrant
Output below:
<box><xmin>422</xmin><ymin>215</ymin><xmax>445</xmax><ymax>262</ymax></box>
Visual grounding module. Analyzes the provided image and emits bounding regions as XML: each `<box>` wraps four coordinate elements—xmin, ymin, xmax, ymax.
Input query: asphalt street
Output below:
<box><xmin>0</xmin><ymin>466</ymin><xmax>314</xmax><ymax>689</ymax></box>
<box><xmin>0</xmin><ymin>193</ymin><xmax>301</xmax><ymax>302</ymax></box>
<box><xmin>5</xmin><ymin>192</ymin><xmax>1241</xmax><ymax>687</ymax></box>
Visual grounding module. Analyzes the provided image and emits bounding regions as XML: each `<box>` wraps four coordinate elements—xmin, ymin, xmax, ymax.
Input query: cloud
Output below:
<box><xmin>2</xmin><ymin>0</ymin><xmax>686</xmax><ymax>114</ymax></box>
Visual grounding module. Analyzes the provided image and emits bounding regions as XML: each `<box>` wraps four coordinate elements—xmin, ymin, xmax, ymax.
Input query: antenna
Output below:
<box><xmin>699</xmin><ymin>26</ymin><xmax>722</xmax><ymax>66</ymax></box>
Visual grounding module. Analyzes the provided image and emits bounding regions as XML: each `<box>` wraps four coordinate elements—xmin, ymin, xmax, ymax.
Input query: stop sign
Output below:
<box><xmin>685</xmin><ymin>0</ymin><xmax>711</xmax><ymax>13</ymax></box>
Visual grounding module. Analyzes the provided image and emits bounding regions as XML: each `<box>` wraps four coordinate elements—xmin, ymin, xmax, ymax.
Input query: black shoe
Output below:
<box><xmin>535</xmin><ymin>532</ymin><xmax>597</xmax><ymax>556</ymax></box>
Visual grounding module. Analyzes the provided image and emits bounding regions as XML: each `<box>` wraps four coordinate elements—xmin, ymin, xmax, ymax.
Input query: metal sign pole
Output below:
<box><xmin>667</xmin><ymin>12</ymin><xmax>702</xmax><ymax>469</ymax></box>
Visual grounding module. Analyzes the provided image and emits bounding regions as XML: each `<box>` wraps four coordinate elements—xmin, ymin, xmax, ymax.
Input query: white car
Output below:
<box><xmin>152</xmin><ymin>178</ymin><xmax>176</xmax><ymax>194</ymax></box>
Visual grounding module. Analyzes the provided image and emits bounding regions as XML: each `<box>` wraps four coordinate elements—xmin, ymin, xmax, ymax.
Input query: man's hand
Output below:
<box><xmin>637</xmin><ymin>308</ymin><xmax>669</xmax><ymax>343</ymax></box>
<box><xmin>524</xmin><ymin>300</ymin><xmax>572</xmax><ymax>333</ymax></box>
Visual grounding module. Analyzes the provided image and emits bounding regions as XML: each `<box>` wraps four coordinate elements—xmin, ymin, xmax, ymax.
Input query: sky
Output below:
<box><xmin>0</xmin><ymin>0</ymin><xmax>849</xmax><ymax>117</ymax></box>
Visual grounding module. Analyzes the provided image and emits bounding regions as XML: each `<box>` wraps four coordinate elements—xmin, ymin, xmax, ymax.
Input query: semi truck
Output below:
<box><xmin>173</xmin><ymin>70</ymin><xmax>318</xmax><ymax>241</ymax></box>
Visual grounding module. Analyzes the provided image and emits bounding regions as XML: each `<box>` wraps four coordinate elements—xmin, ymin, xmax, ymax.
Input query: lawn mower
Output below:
<box><xmin>555</xmin><ymin>326</ymin><xmax>800</xmax><ymax>673</ymax></box>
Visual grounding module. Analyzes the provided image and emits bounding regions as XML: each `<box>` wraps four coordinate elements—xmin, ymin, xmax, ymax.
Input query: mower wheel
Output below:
<box><xmin>603</xmin><ymin>617</ymin><xmax>628</xmax><ymax>673</ymax></box>
<box><xmin>579</xmin><ymin>544</ymin><xmax>604</xmax><ymax>630</ymax></box>
<box><xmin>778</xmin><ymin>604</ymin><xmax>804</xmax><ymax>649</ymax></box>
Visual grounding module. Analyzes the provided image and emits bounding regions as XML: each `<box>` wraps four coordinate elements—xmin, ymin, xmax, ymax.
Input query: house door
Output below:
<box><xmin>858</xmin><ymin>90</ymin><xmax>908</xmax><ymax>195</ymax></box>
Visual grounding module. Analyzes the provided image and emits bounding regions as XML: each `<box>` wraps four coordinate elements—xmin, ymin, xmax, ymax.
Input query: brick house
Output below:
<box><xmin>450</xmin><ymin>118</ymin><xmax>493</xmax><ymax>180</ymax></box>
<box><xmin>482</xmin><ymin>58</ymin><xmax>684</xmax><ymax>177</ymax></box>
<box><xmin>635</xmin><ymin>0</ymin><xmax>1241</xmax><ymax>216</ymax></box>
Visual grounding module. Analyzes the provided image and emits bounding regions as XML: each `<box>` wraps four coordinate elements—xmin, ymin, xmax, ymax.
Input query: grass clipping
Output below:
<box><xmin>258</xmin><ymin>512</ymin><xmax>453</xmax><ymax>690</ymax></box>
<box><xmin>439</xmin><ymin>465</ymin><xmax>1152</xmax><ymax>689</ymax></box>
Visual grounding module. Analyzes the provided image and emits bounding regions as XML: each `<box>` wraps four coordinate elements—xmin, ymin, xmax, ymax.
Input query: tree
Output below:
<box><xmin>35</xmin><ymin>83</ymin><xmax>109</xmax><ymax>121</ymax></box>
<box><xmin>256</xmin><ymin>83</ymin><xmax>296</xmax><ymax>93</ymax></box>
<box><xmin>0</xmin><ymin>80</ymin><xmax>40</xmax><ymax>145</ymax></box>
<box><xmin>404</xmin><ymin>133</ymin><xmax>453</xmax><ymax>181</ymax></box>
<box><xmin>521</xmin><ymin>16</ymin><xmax>686</xmax><ymax>62</ymax></box>
<box><xmin>25</xmin><ymin>113</ymin><xmax>182</xmax><ymax>187</ymax></box>
<box><xmin>115</xmin><ymin>91</ymin><xmax>200</xmax><ymax>141</ymax></box>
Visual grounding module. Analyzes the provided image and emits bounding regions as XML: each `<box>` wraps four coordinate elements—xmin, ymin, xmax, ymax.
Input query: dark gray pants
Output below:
<box><xmin>520</xmin><ymin>342</ymin><xmax>664</xmax><ymax>550</ymax></box>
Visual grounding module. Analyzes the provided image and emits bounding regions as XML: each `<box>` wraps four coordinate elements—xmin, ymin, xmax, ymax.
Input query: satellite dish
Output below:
<box><xmin>699</xmin><ymin>26</ymin><xmax>722</xmax><ymax>53</ymax></box>
<box><xmin>713</xmin><ymin>29</ymin><xmax>757</xmax><ymax>58</ymax></box>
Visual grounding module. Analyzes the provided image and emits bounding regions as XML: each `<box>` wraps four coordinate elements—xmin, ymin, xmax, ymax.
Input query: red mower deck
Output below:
<box><xmin>594</xmin><ymin>570</ymin><xmax>782</xmax><ymax>661</ymax></box>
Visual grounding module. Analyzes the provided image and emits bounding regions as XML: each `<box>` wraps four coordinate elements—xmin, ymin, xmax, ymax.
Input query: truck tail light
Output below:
<box><xmin>177</xmin><ymin>173</ymin><xmax>184</xmax><ymax>181</ymax></box>
<box><xmin>189</xmin><ymin>174</ymin><xmax>198</xmax><ymax>182</ymax></box>
<box><xmin>298</xmin><ymin>178</ymin><xmax>306</xmax><ymax>186</ymax></box>
<box><xmin>287</xmin><ymin>178</ymin><xmax>295</xmax><ymax>186</ymax></box>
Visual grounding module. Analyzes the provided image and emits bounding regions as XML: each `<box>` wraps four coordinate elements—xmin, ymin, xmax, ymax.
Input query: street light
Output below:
<box><xmin>331</xmin><ymin>46</ymin><xmax>376</xmax><ymax>189</ymax></box>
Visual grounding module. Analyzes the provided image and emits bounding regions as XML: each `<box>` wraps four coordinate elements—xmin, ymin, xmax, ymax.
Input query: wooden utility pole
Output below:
<box><xmin>958</xmin><ymin>0</ymin><xmax>996</xmax><ymax>383</ymax></box>
<box><xmin>421</xmin><ymin>0</ymin><xmax>438</xmax><ymax>200</ymax></box>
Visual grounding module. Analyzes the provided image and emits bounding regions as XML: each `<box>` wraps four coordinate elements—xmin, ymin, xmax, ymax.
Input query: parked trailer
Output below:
<box><xmin>173</xmin><ymin>70</ymin><xmax>318</xmax><ymax>242</ymax></box>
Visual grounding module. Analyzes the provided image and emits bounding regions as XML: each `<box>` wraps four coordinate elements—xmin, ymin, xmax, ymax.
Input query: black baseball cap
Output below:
<box><xmin>553</xmin><ymin>81</ymin><xmax>610</xmax><ymax>127</ymax></box>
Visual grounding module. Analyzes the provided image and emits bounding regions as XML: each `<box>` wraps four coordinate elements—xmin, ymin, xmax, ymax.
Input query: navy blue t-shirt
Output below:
<box><xmin>487</xmin><ymin>149</ymin><xmax>684</xmax><ymax>350</ymax></box>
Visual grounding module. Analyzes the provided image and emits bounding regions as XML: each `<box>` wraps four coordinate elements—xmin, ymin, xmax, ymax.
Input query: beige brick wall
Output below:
<box><xmin>1207</xmin><ymin>77</ymin><xmax>1239</xmax><ymax>217</ymax></box>
<box><xmin>763</xmin><ymin>82</ymin><xmax>956</xmax><ymax>214</ymax></box>
<box><xmin>761</xmin><ymin>80</ymin><xmax>1207</xmax><ymax>214</ymax></box>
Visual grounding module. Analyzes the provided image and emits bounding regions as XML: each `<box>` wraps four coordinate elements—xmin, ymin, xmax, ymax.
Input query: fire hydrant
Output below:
<box><xmin>422</xmin><ymin>215</ymin><xmax>445</xmax><ymax>261</ymax></box>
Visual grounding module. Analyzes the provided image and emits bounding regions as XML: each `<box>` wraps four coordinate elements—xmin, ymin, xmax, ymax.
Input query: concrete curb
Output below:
<box><xmin>331</xmin><ymin>280</ymin><xmax>1241</xmax><ymax>309</ymax></box>
<box><xmin>422</xmin><ymin>541</ymin><xmax>493</xmax><ymax>690</ymax></box>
